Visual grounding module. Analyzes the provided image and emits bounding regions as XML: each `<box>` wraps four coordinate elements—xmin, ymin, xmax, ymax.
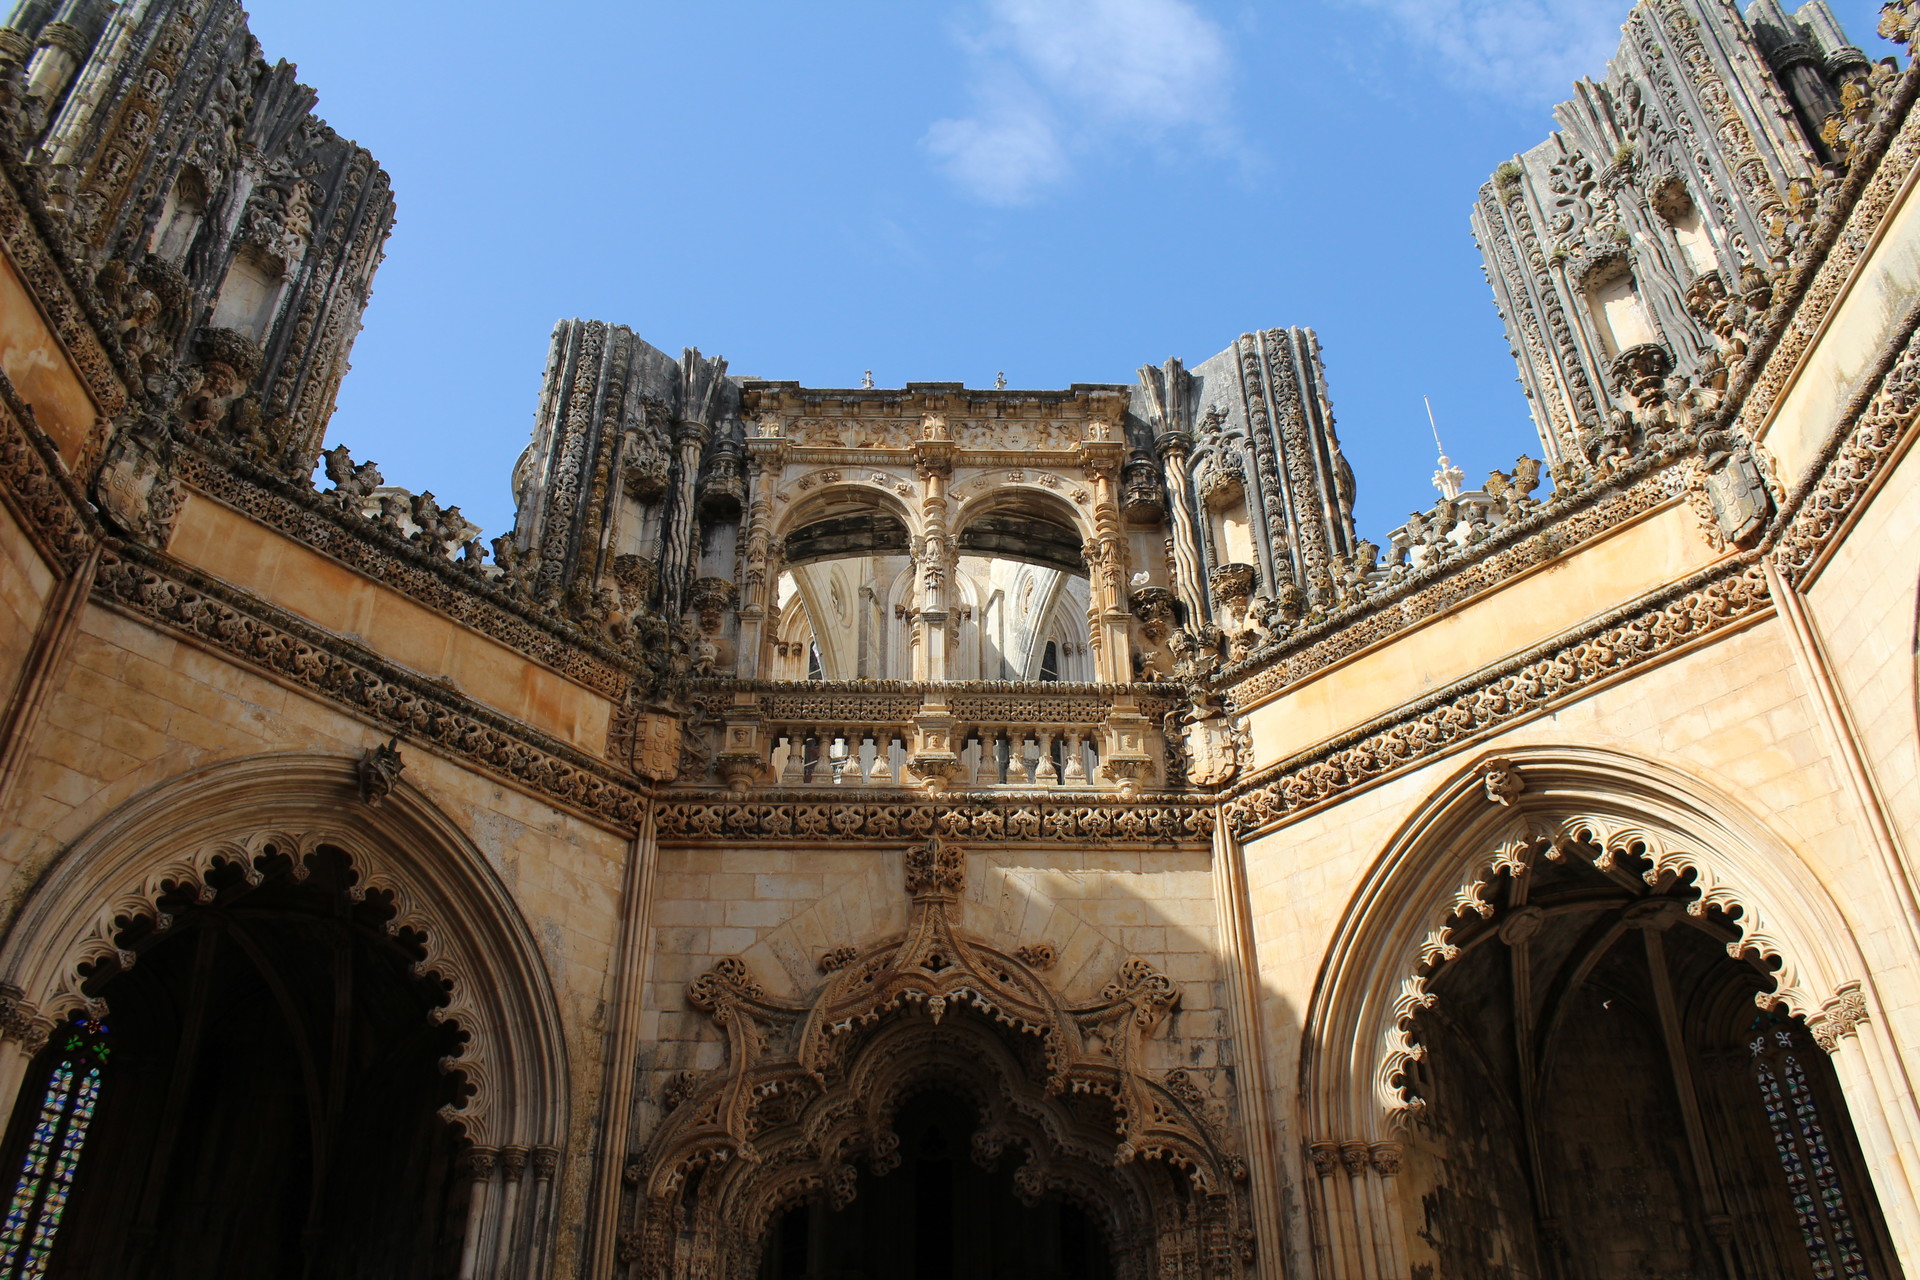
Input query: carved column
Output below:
<box><xmin>659</xmin><ymin>419</ymin><xmax>710</xmax><ymax>616</ymax></box>
<box><xmin>585</xmin><ymin>814</ymin><xmax>661</xmax><ymax>1280</ymax></box>
<box><xmin>1812</xmin><ymin>983</ymin><xmax>1920</xmax><ymax>1275</ymax></box>
<box><xmin>1339</xmin><ymin>1143</ymin><xmax>1379</xmax><ymax>1280</ymax></box>
<box><xmin>528</xmin><ymin>1147</ymin><xmax>560</xmax><ymax>1278</ymax></box>
<box><xmin>1155</xmin><ymin>431</ymin><xmax>1209</xmax><ymax>626</ymax></box>
<box><xmin>492</xmin><ymin>1146</ymin><xmax>529</xmax><ymax>1274</ymax></box>
<box><xmin>737</xmin><ymin>434</ymin><xmax>786</xmax><ymax>678</ymax></box>
<box><xmin>913</xmin><ymin>433</ymin><xmax>956</xmax><ymax>683</ymax></box>
<box><xmin>1308</xmin><ymin>1140</ymin><xmax>1364</xmax><ymax>1280</ymax></box>
<box><xmin>1369</xmin><ymin>1144</ymin><xmax>1409</xmax><ymax>1280</ymax></box>
<box><xmin>458</xmin><ymin>1147</ymin><xmax>498</xmax><ymax>1280</ymax></box>
<box><xmin>1078</xmin><ymin>440</ymin><xmax>1133</xmax><ymax>684</ymax></box>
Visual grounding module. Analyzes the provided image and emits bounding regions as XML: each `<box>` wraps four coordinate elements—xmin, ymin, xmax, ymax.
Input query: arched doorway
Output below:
<box><xmin>630</xmin><ymin>838</ymin><xmax>1249</xmax><ymax>1280</ymax></box>
<box><xmin>1302</xmin><ymin>749</ymin><xmax>1920</xmax><ymax>1280</ymax></box>
<box><xmin>756</xmin><ymin>1090</ymin><xmax>1112</xmax><ymax>1280</ymax></box>
<box><xmin>0</xmin><ymin>755</ymin><xmax>572</xmax><ymax>1280</ymax></box>
<box><xmin>1398</xmin><ymin>826</ymin><xmax>1899</xmax><ymax>1280</ymax></box>
<box><xmin>0</xmin><ymin>844</ymin><xmax>468</xmax><ymax>1278</ymax></box>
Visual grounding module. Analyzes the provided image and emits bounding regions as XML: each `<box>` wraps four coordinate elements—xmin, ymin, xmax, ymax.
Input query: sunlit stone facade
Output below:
<box><xmin>0</xmin><ymin>1</ymin><xmax>1914</xmax><ymax>1277</ymax></box>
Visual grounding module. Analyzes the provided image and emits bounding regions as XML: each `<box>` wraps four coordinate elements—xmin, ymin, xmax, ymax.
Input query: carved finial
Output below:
<box><xmin>1426</xmin><ymin>396</ymin><xmax>1465</xmax><ymax>500</ymax></box>
<box><xmin>861</xmin><ymin>369</ymin><xmax>874</xmax><ymax>389</ymax></box>
<box><xmin>357</xmin><ymin>736</ymin><xmax>404</xmax><ymax>805</ymax></box>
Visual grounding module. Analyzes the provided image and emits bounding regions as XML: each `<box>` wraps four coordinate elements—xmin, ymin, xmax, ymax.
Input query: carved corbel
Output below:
<box><xmin>357</xmin><ymin>736</ymin><xmax>404</xmax><ymax>805</ymax></box>
<box><xmin>1481</xmin><ymin>757</ymin><xmax>1524</xmax><ymax>806</ymax></box>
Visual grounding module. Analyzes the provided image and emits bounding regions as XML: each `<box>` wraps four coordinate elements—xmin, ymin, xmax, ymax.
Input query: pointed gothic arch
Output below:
<box><xmin>627</xmin><ymin>838</ymin><xmax>1251</xmax><ymax>1280</ymax></box>
<box><xmin>0</xmin><ymin>751</ymin><xmax>572</xmax><ymax>1279</ymax></box>
<box><xmin>1301</xmin><ymin>745</ymin><xmax>1920</xmax><ymax>1280</ymax></box>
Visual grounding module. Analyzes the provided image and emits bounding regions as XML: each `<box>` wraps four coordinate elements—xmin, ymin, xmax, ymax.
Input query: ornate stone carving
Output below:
<box><xmin>1481</xmin><ymin>758</ymin><xmax>1524</xmax><ymax>806</ymax></box>
<box><xmin>356</xmin><ymin>736</ymin><xmax>405</xmax><ymax>806</ymax></box>
<box><xmin>95</xmin><ymin>549</ymin><xmax>647</xmax><ymax>830</ymax></box>
<box><xmin>1810</xmin><ymin>982</ymin><xmax>1869</xmax><ymax>1052</ymax></box>
<box><xmin>655</xmin><ymin>796</ymin><xmax>1215</xmax><ymax>845</ymax></box>
<box><xmin>1226</xmin><ymin>565</ymin><xmax>1771</xmax><ymax>836</ymax></box>
<box><xmin>93</xmin><ymin>418</ymin><xmax>182</xmax><ymax>546</ymax></box>
<box><xmin>635</xmin><ymin>842</ymin><xmax>1248</xmax><ymax>1279</ymax></box>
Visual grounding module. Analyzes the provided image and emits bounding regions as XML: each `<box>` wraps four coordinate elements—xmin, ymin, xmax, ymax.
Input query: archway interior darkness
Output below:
<box><xmin>1400</xmin><ymin>835</ymin><xmax>1900</xmax><ymax>1280</ymax></box>
<box><xmin>757</xmin><ymin>1092</ymin><xmax>1113</xmax><ymax>1280</ymax></box>
<box><xmin>0</xmin><ymin>845</ymin><xmax>471</xmax><ymax>1280</ymax></box>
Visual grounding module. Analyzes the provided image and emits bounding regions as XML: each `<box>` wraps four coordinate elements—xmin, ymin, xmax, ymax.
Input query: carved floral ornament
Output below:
<box><xmin>627</xmin><ymin>837</ymin><xmax>1251</xmax><ymax>1279</ymax></box>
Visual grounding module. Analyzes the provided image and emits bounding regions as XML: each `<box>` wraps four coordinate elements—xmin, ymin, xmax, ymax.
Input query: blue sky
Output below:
<box><xmin>243</xmin><ymin>0</ymin><xmax>1899</xmax><ymax>545</ymax></box>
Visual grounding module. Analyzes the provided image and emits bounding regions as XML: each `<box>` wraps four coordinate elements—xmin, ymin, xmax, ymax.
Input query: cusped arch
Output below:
<box><xmin>0</xmin><ymin>751</ymin><xmax>570</xmax><ymax>1153</ymax></box>
<box><xmin>1303</xmin><ymin>745</ymin><xmax>1867</xmax><ymax>1142</ymax></box>
<box><xmin>632</xmin><ymin>838</ymin><xmax>1249</xmax><ymax>1280</ymax></box>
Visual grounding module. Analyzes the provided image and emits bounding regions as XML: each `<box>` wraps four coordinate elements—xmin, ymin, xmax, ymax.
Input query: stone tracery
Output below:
<box><xmin>629</xmin><ymin>837</ymin><xmax>1250</xmax><ymax>1280</ymax></box>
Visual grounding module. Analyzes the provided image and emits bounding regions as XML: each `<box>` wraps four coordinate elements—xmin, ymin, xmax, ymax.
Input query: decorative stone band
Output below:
<box><xmin>652</xmin><ymin>794</ymin><xmax>1215</xmax><ymax>845</ymax></box>
<box><xmin>1222</xmin><ymin>461</ymin><xmax>1683</xmax><ymax>709</ymax></box>
<box><xmin>0</xmin><ymin>136</ymin><xmax>132</xmax><ymax>442</ymax></box>
<box><xmin>1809</xmin><ymin>982</ymin><xmax>1870</xmax><ymax>1053</ymax></box>
<box><xmin>1224</xmin><ymin>562</ymin><xmax>1772</xmax><ymax>837</ymax></box>
<box><xmin>177</xmin><ymin>450</ymin><xmax>628</xmax><ymax>700</ymax></box>
<box><xmin>0</xmin><ymin>376</ymin><xmax>95</xmax><ymax>573</ymax></box>
<box><xmin>94</xmin><ymin>546</ymin><xmax>648</xmax><ymax>831</ymax></box>
<box><xmin>1733</xmin><ymin>62</ymin><xmax>1920</xmax><ymax>442</ymax></box>
<box><xmin>1770</xmin><ymin>296</ymin><xmax>1920</xmax><ymax>590</ymax></box>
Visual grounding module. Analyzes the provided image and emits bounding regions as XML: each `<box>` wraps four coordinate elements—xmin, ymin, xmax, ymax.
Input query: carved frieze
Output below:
<box><xmin>93</xmin><ymin>547</ymin><xmax>648</xmax><ymax>829</ymax></box>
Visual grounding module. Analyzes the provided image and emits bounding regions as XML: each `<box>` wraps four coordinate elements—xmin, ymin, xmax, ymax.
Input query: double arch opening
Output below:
<box><xmin>771</xmin><ymin>482</ymin><xmax>1096</xmax><ymax>684</ymax></box>
<box><xmin>0</xmin><ymin>754</ymin><xmax>569</xmax><ymax>1280</ymax></box>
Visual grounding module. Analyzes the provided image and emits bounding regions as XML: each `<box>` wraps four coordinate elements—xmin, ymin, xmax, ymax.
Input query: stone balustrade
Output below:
<box><xmin>691</xmin><ymin>680</ymin><xmax>1182</xmax><ymax>794</ymax></box>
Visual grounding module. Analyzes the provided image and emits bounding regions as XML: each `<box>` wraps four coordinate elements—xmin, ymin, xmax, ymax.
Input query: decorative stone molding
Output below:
<box><xmin>1771</xmin><ymin>304</ymin><xmax>1920</xmax><ymax>588</ymax></box>
<box><xmin>0</xmin><ymin>373</ymin><xmax>95</xmax><ymax>572</ymax></box>
<box><xmin>1220</xmin><ymin>462</ymin><xmax>1681</xmax><ymax>709</ymax></box>
<box><xmin>0</xmin><ymin>140</ymin><xmax>129</xmax><ymax>446</ymax></box>
<box><xmin>629</xmin><ymin>838</ymin><xmax>1249</xmax><ymax>1279</ymax></box>
<box><xmin>180</xmin><ymin>450</ymin><xmax>629</xmax><ymax>700</ymax></box>
<box><xmin>93</xmin><ymin>547</ymin><xmax>648</xmax><ymax>830</ymax></box>
<box><xmin>1225</xmin><ymin>564</ymin><xmax>1770</xmax><ymax>836</ymax></box>
<box><xmin>652</xmin><ymin>795</ymin><xmax>1215</xmax><ymax>845</ymax></box>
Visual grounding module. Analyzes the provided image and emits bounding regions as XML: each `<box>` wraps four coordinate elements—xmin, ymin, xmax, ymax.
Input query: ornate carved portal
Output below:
<box><xmin>627</xmin><ymin>839</ymin><xmax>1251</xmax><ymax>1280</ymax></box>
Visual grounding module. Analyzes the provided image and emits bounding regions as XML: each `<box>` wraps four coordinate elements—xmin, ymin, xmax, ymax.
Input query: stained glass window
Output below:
<box><xmin>0</xmin><ymin>1019</ymin><xmax>107</xmax><ymax>1280</ymax></box>
<box><xmin>1751</xmin><ymin>1015</ymin><xmax>1867</xmax><ymax>1280</ymax></box>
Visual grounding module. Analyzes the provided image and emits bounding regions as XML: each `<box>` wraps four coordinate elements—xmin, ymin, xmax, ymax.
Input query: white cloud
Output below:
<box><xmin>1343</xmin><ymin>0</ymin><xmax>1628</xmax><ymax>105</ymax></box>
<box><xmin>925</xmin><ymin>0</ymin><xmax>1235</xmax><ymax>205</ymax></box>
